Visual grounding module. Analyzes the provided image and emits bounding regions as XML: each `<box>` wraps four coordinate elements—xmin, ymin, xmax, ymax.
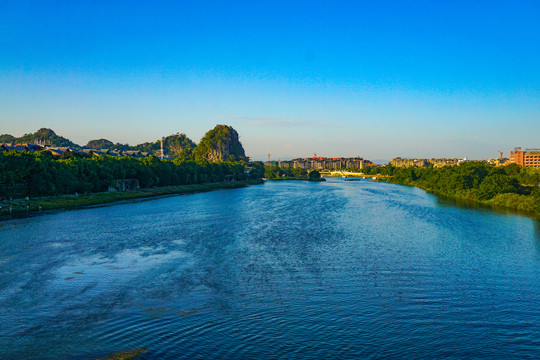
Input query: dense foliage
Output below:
<box><xmin>308</xmin><ymin>170</ymin><xmax>322</xmax><ymax>180</ymax></box>
<box><xmin>262</xmin><ymin>166</ymin><xmax>324</xmax><ymax>181</ymax></box>
<box><xmin>264</xmin><ymin>165</ymin><xmax>308</xmax><ymax>179</ymax></box>
<box><xmin>0</xmin><ymin>150</ymin><xmax>252</xmax><ymax>199</ymax></box>
<box><xmin>193</xmin><ymin>125</ymin><xmax>246</xmax><ymax>162</ymax></box>
<box><xmin>385</xmin><ymin>162</ymin><xmax>540</xmax><ymax>215</ymax></box>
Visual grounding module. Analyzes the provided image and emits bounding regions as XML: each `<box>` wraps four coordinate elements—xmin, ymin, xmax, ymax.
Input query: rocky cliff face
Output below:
<box><xmin>194</xmin><ymin>125</ymin><xmax>246</xmax><ymax>162</ymax></box>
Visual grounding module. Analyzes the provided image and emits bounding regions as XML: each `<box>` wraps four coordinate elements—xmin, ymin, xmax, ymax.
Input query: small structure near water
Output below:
<box><xmin>109</xmin><ymin>179</ymin><xmax>140</xmax><ymax>192</ymax></box>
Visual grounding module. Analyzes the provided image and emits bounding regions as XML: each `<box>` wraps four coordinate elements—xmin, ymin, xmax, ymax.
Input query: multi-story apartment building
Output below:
<box><xmin>429</xmin><ymin>158</ymin><xmax>461</xmax><ymax>167</ymax></box>
<box><xmin>510</xmin><ymin>148</ymin><xmax>540</xmax><ymax>168</ymax></box>
<box><xmin>390</xmin><ymin>158</ymin><xmax>429</xmax><ymax>167</ymax></box>
<box><xmin>278</xmin><ymin>160</ymin><xmax>293</xmax><ymax>168</ymax></box>
<box><xmin>390</xmin><ymin>157</ymin><xmax>461</xmax><ymax>168</ymax></box>
<box><xmin>279</xmin><ymin>156</ymin><xmax>373</xmax><ymax>170</ymax></box>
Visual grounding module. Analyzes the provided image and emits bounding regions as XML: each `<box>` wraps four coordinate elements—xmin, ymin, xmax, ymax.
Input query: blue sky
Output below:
<box><xmin>1</xmin><ymin>0</ymin><xmax>539</xmax><ymax>161</ymax></box>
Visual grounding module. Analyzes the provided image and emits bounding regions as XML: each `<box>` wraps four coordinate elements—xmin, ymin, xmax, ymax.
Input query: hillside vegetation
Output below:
<box><xmin>2</xmin><ymin>129</ymin><xmax>197</xmax><ymax>157</ymax></box>
<box><xmin>193</xmin><ymin>125</ymin><xmax>246</xmax><ymax>162</ymax></box>
<box><xmin>85</xmin><ymin>133</ymin><xmax>196</xmax><ymax>156</ymax></box>
<box><xmin>1</xmin><ymin>128</ymin><xmax>79</xmax><ymax>147</ymax></box>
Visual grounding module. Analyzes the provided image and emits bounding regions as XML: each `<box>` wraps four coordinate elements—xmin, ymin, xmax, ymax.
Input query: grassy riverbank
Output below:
<box><xmin>0</xmin><ymin>179</ymin><xmax>263</xmax><ymax>216</ymax></box>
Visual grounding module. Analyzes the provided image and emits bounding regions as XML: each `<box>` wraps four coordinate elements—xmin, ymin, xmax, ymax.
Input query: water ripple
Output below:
<box><xmin>1</xmin><ymin>180</ymin><xmax>540</xmax><ymax>359</ymax></box>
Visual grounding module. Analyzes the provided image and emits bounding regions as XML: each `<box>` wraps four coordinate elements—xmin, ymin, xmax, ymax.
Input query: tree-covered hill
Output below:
<box><xmin>193</xmin><ymin>125</ymin><xmax>246</xmax><ymax>162</ymax></box>
<box><xmin>3</xmin><ymin>128</ymin><xmax>197</xmax><ymax>157</ymax></box>
<box><xmin>85</xmin><ymin>139</ymin><xmax>115</xmax><ymax>149</ymax></box>
<box><xmin>1</xmin><ymin>128</ymin><xmax>80</xmax><ymax>147</ymax></box>
<box><xmin>133</xmin><ymin>133</ymin><xmax>196</xmax><ymax>156</ymax></box>
<box><xmin>0</xmin><ymin>134</ymin><xmax>16</xmax><ymax>143</ymax></box>
<box><xmin>83</xmin><ymin>133</ymin><xmax>196</xmax><ymax>156</ymax></box>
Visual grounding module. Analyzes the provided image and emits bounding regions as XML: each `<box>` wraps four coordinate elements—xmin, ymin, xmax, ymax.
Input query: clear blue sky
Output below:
<box><xmin>1</xmin><ymin>0</ymin><xmax>539</xmax><ymax>161</ymax></box>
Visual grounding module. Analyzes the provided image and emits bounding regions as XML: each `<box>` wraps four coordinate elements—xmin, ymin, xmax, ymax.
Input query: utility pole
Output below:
<box><xmin>161</xmin><ymin>138</ymin><xmax>164</xmax><ymax>160</ymax></box>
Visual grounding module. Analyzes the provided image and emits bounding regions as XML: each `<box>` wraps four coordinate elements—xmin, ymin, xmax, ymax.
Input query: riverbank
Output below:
<box><xmin>0</xmin><ymin>179</ymin><xmax>263</xmax><ymax>216</ymax></box>
<box><xmin>321</xmin><ymin>174</ymin><xmax>386</xmax><ymax>179</ymax></box>
<box><xmin>385</xmin><ymin>178</ymin><xmax>540</xmax><ymax>219</ymax></box>
<box><xmin>264</xmin><ymin>177</ymin><xmax>326</xmax><ymax>181</ymax></box>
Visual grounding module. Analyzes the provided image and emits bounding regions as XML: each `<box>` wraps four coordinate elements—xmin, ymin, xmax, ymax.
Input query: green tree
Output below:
<box><xmin>175</xmin><ymin>148</ymin><xmax>194</xmax><ymax>162</ymax></box>
<box><xmin>308</xmin><ymin>170</ymin><xmax>321</xmax><ymax>181</ymax></box>
<box><xmin>532</xmin><ymin>187</ymin><xmax>540</xmax><ymax>213</ymax></box>
<box><xmin>477</xmin><ymin>174</ymin><xmax>519</xmax><ymax>200</ymax></box>
<box><xmin>292</xmin><ymin>167</ymin><xmax>308</xmax><ymax>177</ymax></box>
<box><xmin>250</xmin><ymin>161</ymin><xmax>265</xmax><ymax>179</ymax></box>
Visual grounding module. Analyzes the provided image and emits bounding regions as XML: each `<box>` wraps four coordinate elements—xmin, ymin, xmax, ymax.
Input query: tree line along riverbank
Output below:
<box><xmin>0</xmin><ymin>150</ymin><xmax>265</xmax><ymax>198</ymax></box>
<box><xmin>0</xmin><ymin>148</ymin><xmax>266</xmax><ymax>215</ymax></box>
<box><xmin>2</xmin><ymin>146</ymin><xmax>540</xmax><ymax>219</ymax></box>
<box><xmin>382</xmin><ymin>162</ymin><xmax>540</xmax><ymax>217</ymax></box>
<box><xmin>263</xmin><ymin>166</ymin><xmax>325</xmax><ymax>181</ymax></box>
<box><xmin>262</xmin><ymin>161</ymin><xmax>540</xmax><ymax>218</ymax></box>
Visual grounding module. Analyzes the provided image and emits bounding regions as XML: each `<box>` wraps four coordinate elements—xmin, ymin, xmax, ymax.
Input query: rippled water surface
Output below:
<box><xmin>1</xmin><ymin>179</ymin><xmax>540</xmax><ymax>359</ymax></box>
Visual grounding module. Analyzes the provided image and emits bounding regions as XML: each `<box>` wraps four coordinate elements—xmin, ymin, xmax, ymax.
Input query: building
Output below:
<box><xmin>0</xmin><ymin>143</ymin><xmax>163</xmax><ymax>160</ymax></box>
<box><xmin>269</xmin><ymin>156</ymin><xmax>373</xmax><ymax>171</ymax></box>
<box><xmin>0</xmin><ymin>143</ymin><xmax>44</xmax><ymax>152</ymax></box>
<box><xmin>278</xmin><ymin>160</ymin><xmax>293</xmax><ymax>168</ymax></box>
<box><xmin>510</xmin><ymin>148</ymin><xmax>540</xmax><ymax>168</ymax></box>
<box><xmin>390</xmin><ymin>158</ymin><xmax>429</xmax><ymax>168</ymax></box>
<box><xmin>429</xmin><ymin>158</ymin><xmax>461</xmax><ymax>167</ymax></box>
<box><xmin>390</xmin><ymin>157</ymin><xmax>461</xmax><ymax>168</ymax></box>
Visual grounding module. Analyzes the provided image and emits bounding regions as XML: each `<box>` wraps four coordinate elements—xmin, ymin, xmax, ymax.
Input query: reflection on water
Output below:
<box><xmin>1</xmin><ymin>179</ymin><xmax>540</xmax><ymax>359</ymax></box>
<box><xmin>534</xmin><ymin>221</ymin><xmax>540</xmax><ymax>253</ymax></box>
<box><xmin>433</xmin><ymin>189</ymin><xmax>540</xmax><ymax>220</ymax></box>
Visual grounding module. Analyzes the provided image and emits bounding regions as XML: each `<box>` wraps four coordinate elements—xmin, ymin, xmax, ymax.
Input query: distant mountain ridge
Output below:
<box><xmin>84</xmin><ymin>133</ymin><xmax>196</xmax><ymax>156</ymax></box>
<box><xmin>1</xmin><ymin>128</ymin><xmax>198</xmax><ymax>157</ymax></box>
<box><xmin>0</xmin><ymin>128</ymin><xmax>79</xmax><ymax>148</ymax></box>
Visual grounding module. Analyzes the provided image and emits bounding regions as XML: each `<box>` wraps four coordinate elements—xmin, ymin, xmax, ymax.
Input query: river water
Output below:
<box><xmin>1</xmin><ymin>179</ymin><xmax>539</xmax><ymax>359</ymax></box>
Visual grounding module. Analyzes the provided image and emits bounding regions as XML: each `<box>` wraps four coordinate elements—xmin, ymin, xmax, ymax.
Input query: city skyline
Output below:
<box><xmin>1</xmin><ymin>1</ymin><xmax>539</xmax><ymax>161</ymax></box>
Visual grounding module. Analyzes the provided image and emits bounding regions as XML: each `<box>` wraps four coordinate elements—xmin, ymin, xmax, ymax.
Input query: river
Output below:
<box><xmin>1</xmin><ymin>179</ymin><xmax>539</xmax><ymax>359</ymax></box>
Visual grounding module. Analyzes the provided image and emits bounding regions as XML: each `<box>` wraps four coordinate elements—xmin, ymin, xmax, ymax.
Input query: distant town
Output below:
<box><xmin>0</xmin><ymin>142</ymin><xmax>168</xmax><ymax>159</ymax></box>
<box><xmin>1</xmin><ymin>126</ymin><xmax>539</xmax><ymax>220</ymax></box>
<box><xmin>2</xmin><ymin>141</ymin><xmax>540</xmax><ymax>169</ymax></box>
<box><xmin>1</xmin><ymin>127</ymin><xmax>539</xmax><ymax>169</ymax></box>
<box><xmin>263</xmin><ymin>147</ymin><xmax>540</xmax><ymax>170</ymax></box>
